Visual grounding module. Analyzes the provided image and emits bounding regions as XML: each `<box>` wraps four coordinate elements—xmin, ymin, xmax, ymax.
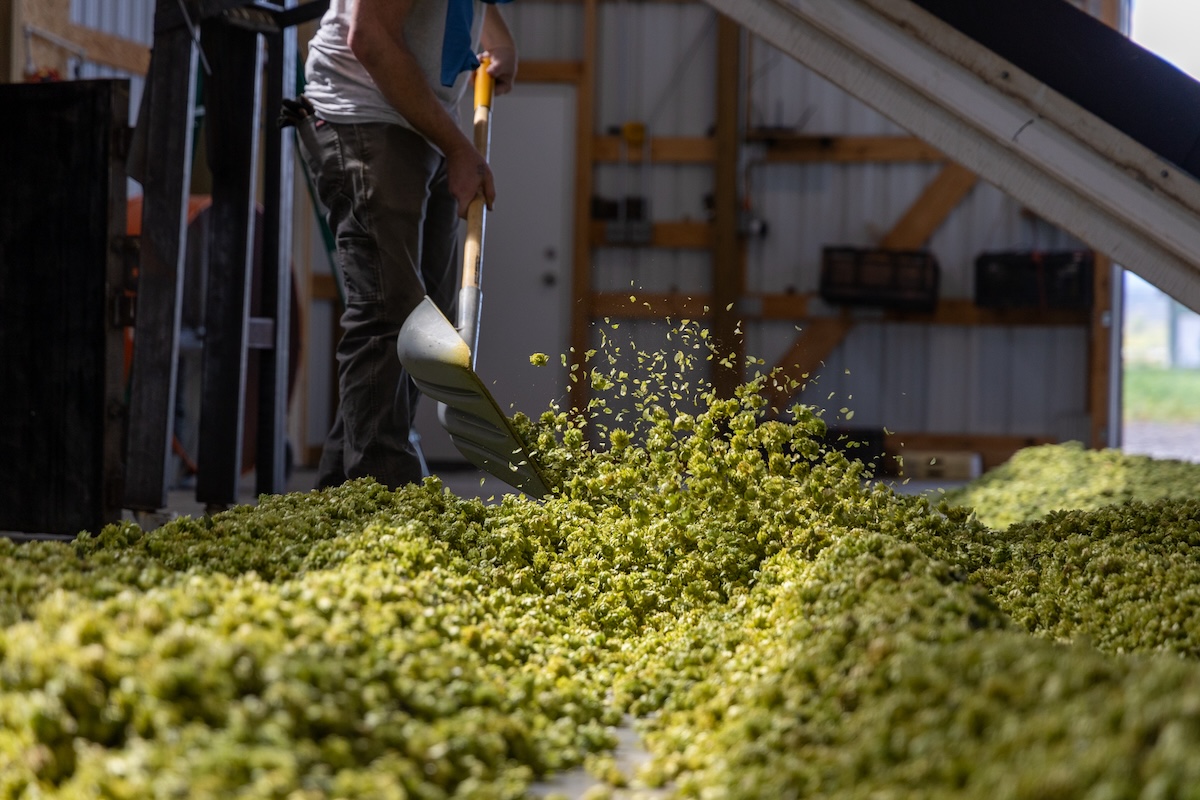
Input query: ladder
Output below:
<box><xmin>124</xmin><ymin>0</ymin><xmax>329</xmax><ymax>514</ymax></box>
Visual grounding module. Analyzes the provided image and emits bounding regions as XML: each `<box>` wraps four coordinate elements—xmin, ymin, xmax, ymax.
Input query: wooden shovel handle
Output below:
<box><xmin>458</xmin><ymin>58</ymin><xmax>495</xmax><ymax>357</ymax></box>
<box><xmin>463</xmin><ymin>58</ymin><xmax>494</xmax><ymax>292</ymax></box>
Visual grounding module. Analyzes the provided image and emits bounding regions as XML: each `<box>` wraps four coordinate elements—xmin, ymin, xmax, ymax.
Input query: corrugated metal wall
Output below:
<box><xmin>62</xmin><ymin>0</ymin><xmax>1127</xmax><ymax>454</ymax></box>
<box><xmin>509</xmin><ymin>0</ymin><xmax>1120</xmax><ymax>446</ymax></box>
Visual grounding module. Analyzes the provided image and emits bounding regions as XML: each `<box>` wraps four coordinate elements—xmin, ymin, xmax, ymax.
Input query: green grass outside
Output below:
<box><xmin>1123</xmin><ymin>365</ymin><xmax>1200</xmax><ymax>422</ymax></box>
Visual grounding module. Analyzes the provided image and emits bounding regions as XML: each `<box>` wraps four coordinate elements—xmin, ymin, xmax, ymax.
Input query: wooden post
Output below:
<box><xmin>880</xmin><ymin>162</ymin><xmax>977</xmax><ymax>250</ymax></box>
<box><xmin>1</xmin><ymin>0</ymin><xmax>13</xmax><ymax>81</ymax></box>
<box><xmin>711</xmin><ymin>13</ymin><xmax>742</xmax><ymax>397</ymax></box>
<box><xmin>123</xmin><ymin>7</ymin><xmax>199</xmax><ymax>511</ymax></box>
<box><xmin>196</xmin><ymin>19</ymin><xmax>264</xmax><ymax>510</ymax></box>
<box><xmin>568</xmin><ymin>0</ymin><xmax>597</xmax><ymax>413</ymax></box>
<box><xmin>14</xmin><ymin>0</ymin><xmax>72</xmax><ymax>79</ymax></box>
<box><xmin>1090</xmin><ymin>0</ymin><xmax>1121</xmax><ymax>448</ymax></box>
<box><xmin>1089</xmin><ymin>252</ymin><xmax>1115</xmax><ymax>448</ymax></box>
<box><xmin>257</xmin><ymin>7</ymin><xmax>298</xmax><ymax>495</ymax></box>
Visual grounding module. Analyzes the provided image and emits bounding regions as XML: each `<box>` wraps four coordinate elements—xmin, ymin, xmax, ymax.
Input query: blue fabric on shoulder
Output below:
<box><xmin>441</xmin><ymin>0</ymin><xmax>513</xmax><ymax>88</ymax></box>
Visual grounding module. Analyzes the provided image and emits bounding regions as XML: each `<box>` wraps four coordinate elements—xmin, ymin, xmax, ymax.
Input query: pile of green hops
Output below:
<box><xmin>4</xmin><ymin>330</ymin><xmax>1200</xmax><ymax>797</ymax></box>
<box><xmin>942</xmin><ymin>441</ymin><xmax>1200</xmax><ymax>528</ymax></box>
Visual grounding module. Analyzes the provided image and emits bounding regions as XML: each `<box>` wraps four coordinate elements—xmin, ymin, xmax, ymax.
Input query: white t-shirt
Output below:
<box><xmin>304</xmin><ymin>0</ymin><xmax>484</xmax><ymax>129</ymax></box>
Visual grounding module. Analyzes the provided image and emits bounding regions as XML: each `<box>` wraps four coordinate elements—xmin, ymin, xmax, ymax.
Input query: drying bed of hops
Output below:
<box><xmin>942</xmin><ymin>441</ymin><xmax>1200</xmax><ymax>529</ymax></box>
<box><xmin>3</xmin><ymin>325</ymin><xmax>1200</xmax><ymax>798</ymax></box>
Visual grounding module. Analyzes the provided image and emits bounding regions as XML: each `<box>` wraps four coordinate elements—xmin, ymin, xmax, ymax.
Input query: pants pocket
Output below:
<box><xmin>337</xmin><ymin>233</ymin><xmax>383</xmax><ymax>305</ymax></box>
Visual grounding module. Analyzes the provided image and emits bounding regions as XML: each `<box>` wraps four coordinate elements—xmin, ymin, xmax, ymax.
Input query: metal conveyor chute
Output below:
<box><xmin>703</xmin><ymin>0</ymin><xmax>1200</xmax><ymax>313</ymax></box>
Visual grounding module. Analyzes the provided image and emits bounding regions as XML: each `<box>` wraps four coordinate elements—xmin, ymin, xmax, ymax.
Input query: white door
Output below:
<box><xmin>414</xmin><ymin>82</ymin><xmax>576</xmax><ymax>466</ymax></box>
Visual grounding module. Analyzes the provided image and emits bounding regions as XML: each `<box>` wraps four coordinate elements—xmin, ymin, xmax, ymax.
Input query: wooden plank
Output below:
<box><xmin>568</xmin><ymin>0</ymin><xmax>597</xmax><ymax>413</ymax></box>
<box><xmin>311</xmin><ymin>272</ymin><xmax>340</xmax><ymax>300</ymax></box>
<box><xmin>712</xmin><ymin>13</ymin><xmax>742</xmax><ymax>397</ymax></box>
<box><xmin>586</xmin><ymin>292</ymin><xmax>1085</xmax><ymax>327</ymax></box>
<box><xmin>1</xmin><ymin>0</ymin><xmax>14</xmax><ymax>81</ymax></box>
<box><xmin>1089</xmin><ymin>252</ymin><xmax>1113</xmax><ymax>447</ymax></box>
<box><xmin>758</xmin><ymin>293</ymin><xmax>811</xmax><ymax>318</ymax></box>
<box><xmin>1092</xmin><ymin>0</ymin><xmax>1119</xmax><ymax>449</ymax></box>
<box><xmin>124</xmin><ymin>17</ymin><xmax>199</xmax><ymax>512</ymax></box>
<box><xmin>591</xmin><ymin>292</ymin><xmax>713</xmax><ymax>318</ymax></box>
<box><xmin>63</xmin><ymin>23</ymin><xmax>151</xmax><ymax>75</ymax></box>
<box><xmin>1099</xmin><ymin>0</ymin><xmax>1122</xmax><ymax>30</ymax></box>
<box><xmin>0</xmin><ymin>80</ymin><xmax>128</xmax><ymax>535</ymax></box>
<box><xmin>766</xmin><ymin>316</ymin><xmax>855</xmax><ymax>411</ymax></box>
<box><xmin>19</xmin><ymin>0</ymin><xmax>71</xmax><ymax>78</ymax></box>
<box><xmin>518</xmin><ymin>59</ymin><xmax>583</xmax><ymax>83</ymax></box>
<box><xmin>592</xmin><ymin>135</ymin><xmax>716</xmax><ymax>163</ymax></box>
<box><xmin>749</xmin><ymin>133</ymin><xmax>946</xmax><ymax>163</ymax></box>
<box><xmin>195</xmin><ymin>20</ymin><xmax>263</xmax><ymax>509</ymax></box>
<box><xmin>102</xmin><ymin>84</ymin><xmax>132</xmax><ymax>527</ymax></box>
<box><xmin>880</xmin><ymin>162</ymin><xmax>977</xmax><ymax>249</ymax></box>
<box><xmin>589</xmin><ymin>219</ymin><xmax>712</xmax><ymax>248</ymax></box>
<box><xmin>884</xmin><ymin>432</ymin><xmax>1054</xmax><ymax>472</ymax></box>
<box><xmin>255</xmin><ymin>17</ymin><xmax>297</xmax><ymax>496</ymax></box>
<box><xmin>881</xmin><ymin>298</ymin><xmax>1089</xmax><ymax>326</ymax></box>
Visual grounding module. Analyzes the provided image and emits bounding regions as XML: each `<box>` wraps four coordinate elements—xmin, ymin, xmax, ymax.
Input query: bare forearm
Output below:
<box><xmin>348</xmin><ymin>2</ymin><xmax>472</xmax><ymax>157</ymax></box>
<box><xmin>481</xmin><ymin>5</ymin><xmax>515</xmax><ymax>54</ymax></box>
<box><xmin>481</xmin><ymin>5</ymin><xmax>517</xmax><ymax>94</ymax></box>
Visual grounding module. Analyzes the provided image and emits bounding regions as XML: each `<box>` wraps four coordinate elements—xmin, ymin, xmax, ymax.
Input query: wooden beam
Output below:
<box><xmin>592</xmin><ymin>135</ymin><xmax>715</xmax><ymax>163</ymax></box>
<box><xmin>586</xmin><ymin>291</ymin><xmax>1087</xmax><ymax>326</ymax></box>
<box><xmin>255</xmin><ymin>15</ymin><xmax>297</xmax><ymax>496</ymax></box>
<box><xmin>518</xmin><ymin>59</ymin><xmax>583</xmax><ymax>83</ymax></box>
<box><xmin>749</xmin><ymin>133</ymin><xmax>946</xmax><ymax>163</ymax></box>
<box><xmin>591</xmin><ymin>292</ymin><xmax>713</xmax><ymax>318</ymax></box>
<box><xmin>585</xmin><ymin>291</ymin><xmax>1088</xmax><ymax>327</ymax></box>
<box><xmin>1098</xmin><ymin>0</ymin><xmax>1122</xmax><ymax>31</ymax></box>
<box><xmin>880</xmin><ymin>162</ymin><xmax>977</xmax><ymax>250</ymax></box>
<box><xmin>62</xmin><ymin>23</ymin><xmax>150</xmax><ymax>75</ymax></box>
<box><xmin>588</xmin><ymin>292</ymin><xmax>804</xmax><ymax>320</ymax></box>
<box><xmin>712</xmin><ymin>13</ymin><xmax>742</xmax><ymax>397</ymax></box>
<box><xmin>19</xmin><ymin>0</ymin><xmax>71</xmax><ymax>78</ymax></box>
<box><xmin>568</xmin><ymin>0</ymin><xmax>597</xmax><ymax>413</ymax></box>
<box><xmin>882</xmin><ymin>298</ymin><xmax>1089</xmax><ymax>327</ymax></box>
<box><xmin>124</xmin><ymin>17</ymin><xmax>199</xmax><ymax>511</ymax></box>
<box><xmin>766</xmin><ymin>315</ymin><xmax>855</xmax><ymax>411</ymax></box>
<box><xmin>195</xmin><ymin>20</ymin><xmax>263</xmax><ymax>510</ymax></box>
<box><xmin>885</xmin><ymin>432</ymin><xmax>1054</xmax><ymax>472</ymax></box>
<box><xmin>589</xmin><ymin>219</ymin><xmax>712</xmax><ymax>249</ymax></box>
<box><xmin>1089</xmin><ymin>252</ymin><xmax>1113</xmax><ymax>447</ymax></box>
<box><xmin>1</xmin><ymin>0</ymin><xmax>14</xmax><ymax>81</ymax></box>
<box><xmin>311</xmin><ymin>272</ymin><xmax>340</xmax><ymax>301</ymax></box>
<box><xmin>748</xmin><ymin>292</ymin><xmax>811</xmax><ymax>319</ymax></box>
<box><xmin>1092</xmin><ymin>0</ymin><xmax>1120</xmax><ymax>450</ymax></box>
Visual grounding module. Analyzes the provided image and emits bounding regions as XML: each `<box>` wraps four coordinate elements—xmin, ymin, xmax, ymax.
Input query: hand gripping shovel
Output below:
<box><xmin>397</xmin><ymin>61</ymin><xmax>555</xmax><ymax>498</ymax></box>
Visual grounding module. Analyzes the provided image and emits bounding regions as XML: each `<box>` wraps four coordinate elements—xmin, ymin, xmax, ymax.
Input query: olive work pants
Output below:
<box><xmin>299</xmin><ymin>117</ymin><xmax>459</xmax><ymax>490</ymax></box>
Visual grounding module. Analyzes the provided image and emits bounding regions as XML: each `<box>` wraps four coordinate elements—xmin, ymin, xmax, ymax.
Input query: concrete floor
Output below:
<box><xmin>1122</xmin><ymin>420</ymin><xmax>1200</xmax><ymax>463</ymax></box>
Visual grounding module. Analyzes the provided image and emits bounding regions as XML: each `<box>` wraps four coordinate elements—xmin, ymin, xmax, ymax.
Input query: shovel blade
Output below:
<box><xmin>398</xmin><ymin>298</ymin><xmax>554</xmax><ymax>498</ymax></box>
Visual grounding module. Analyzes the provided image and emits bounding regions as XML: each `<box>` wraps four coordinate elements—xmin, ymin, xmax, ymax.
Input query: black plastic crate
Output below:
<box><xmin>974</xmin><ymin>250</ymin><xmax>1094</xmax><ymax>310</ymax></box>
<box><xmin>819</xmin><ymin>247</ymin><xmax>940</xmax><ymax>313</ymax></box>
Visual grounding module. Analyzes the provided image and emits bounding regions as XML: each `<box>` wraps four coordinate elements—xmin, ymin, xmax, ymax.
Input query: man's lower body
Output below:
<box><xmin>299</xmin><ymin>118</ymin><xmax>458</xmax><ymax>490</ymax></box>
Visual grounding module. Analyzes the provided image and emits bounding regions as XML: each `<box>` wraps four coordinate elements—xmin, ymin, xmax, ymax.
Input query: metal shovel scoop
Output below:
<box><xmin>397</xmin><ymin>61</ymin><xmax>555</xmax><ymax>498</ymax></box>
